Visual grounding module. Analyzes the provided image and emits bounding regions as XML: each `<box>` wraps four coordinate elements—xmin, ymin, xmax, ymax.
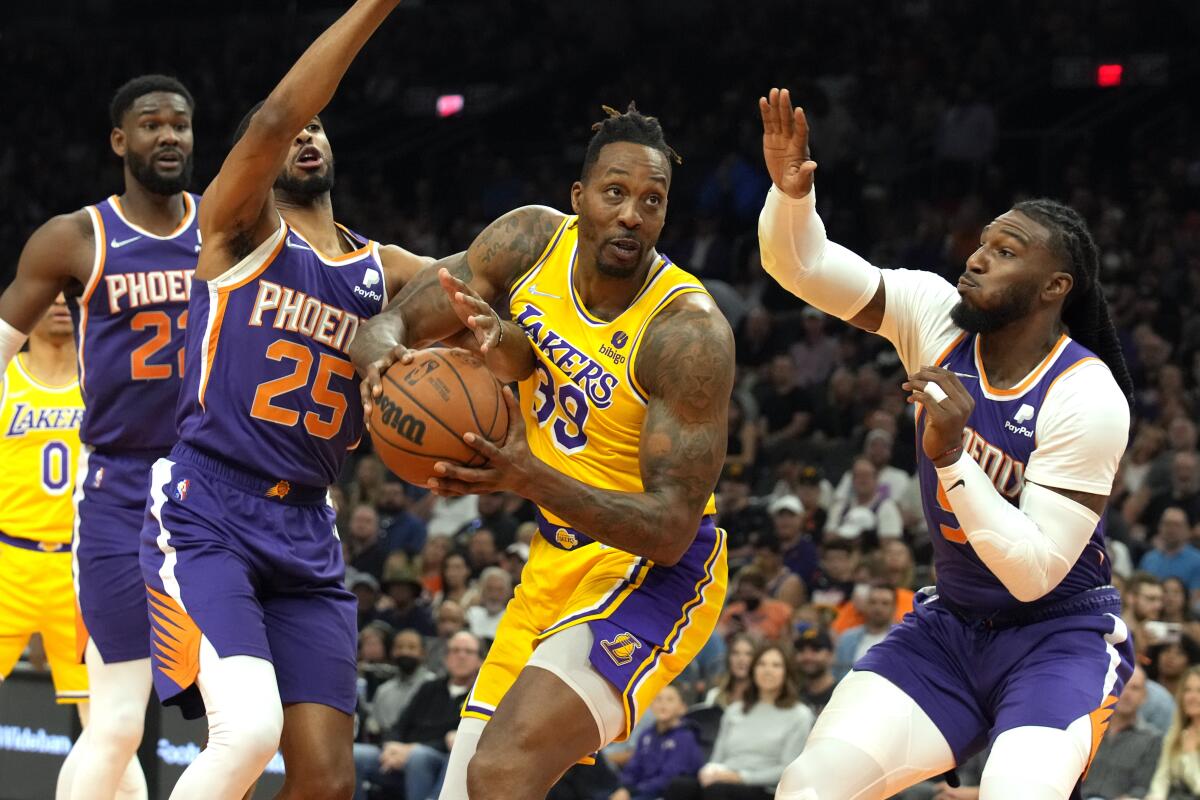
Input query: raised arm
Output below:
<box><xmin>350</xmin><ymin>205</ymin><xmax>563</xmax><ymax>407</ymax></box>
<box><xmin>757</xmin><ymin>87</ymin><xmax>885</xmax><ymax>332</ymax></box>
<box><xmin>0</xmin><ymin>211</ymin><xmax>94</xmax><ymax>369</ymax></box>
<box><xmin>426</xmin><ymin>294</ymin><xmax>736</xmax><ymax>566</ymax></box>
<box><xmin>196</xmin><ymin>0</ymin><xmax>400</xmax><ymax>275</ymax></box>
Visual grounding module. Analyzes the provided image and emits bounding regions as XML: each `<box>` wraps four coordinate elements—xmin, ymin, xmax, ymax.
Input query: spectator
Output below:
<box><xmin>378</xmin><ymin>567</ymin><xmax>436</xmax><ymax>637</ymax></box>
<box><xmin>792</xmin><ymin>629</ymin><xmax>836</xmax><ymax>714</ymax></box>
<box><xmin>1148</xmin><ymin>637</ymin><xmax>1200</xmax><ymax>698</ymax></box>
<box><xmin>717</xmin><ymin>464</ymin><xmax>770</xmax><ymax>568</ymax></box>
<box><xmin>833</xmin><ymin>429</ymin><xmax>912</xmax><ymax>508</ymax></box>
<box><xmin>498</xmin><ymin>542</ymin><xmax>529</xmax><ymax>588</ymax></box>
<box><xmin>1147</xmin><ymin>666</ymin><xmax>1200</xmax><ymax>800</ymax></box>
<box><xmin>367</xmin><ymin>629</ymin><xmax>437</xmax><ymax>740</ymax></box>
<box><xmin>349</xmin><ymin>454</ymin><xmax>387</xmax><ymax>509</ymax></box>
<box><xmin>424</xmin><ymin>600</ymin><xmax>467</xmax><ymax>674</ymax></box>
<box><xmin>666</xmin><ymin>644</ymin><xmax>814</xmax><ymax>799</ymax></box>
<box><xmin>788</xmin><ymin>306</ymin><xmax>840</xmax><ymax>389</ymax></box>
<box><xmin>769</xmin><ymin>494</ymin><xmax>819</xmax><ymax>587</ymax></box>
<box><xmin>755</xmin><ymin>354</ymin><xmax>813</xmax><ymax>459</ymax></box>
<box><xmin>436</xmin><ymin>552</ymin><xmax>475</xmax><ymax>608</ymax></box>
<box><xmin>418</xmin><ymin>536</ymin><xmax>450</xmax><ymax>596</ymax></box>
<box><xmin>720</xmin><ymin>567</ymin><xmax>794</xmax><ymax>643</ymax></box>
<box><xmin>465</xmin><ymin>527</ymin><xmax>500</xmax><ymax>577</ymax></box>
<box><xmin>794</xmin><ymin>466</ymin><xmax>829</xmax><ymax>543</ymax></box>
<box><xmin>725</xmin><ymin>395</ymin><xmax>762</xmax><ymax>476</ymax></box>
<box><xmin>427</xmin><ymin>493</ymin><xmax>479</xmax><ymax>539</ymax></box>
<box><xmin>610</xmin><ymin>685</ymin><xmax>705</xmax><ymax>800</ymax></box>
<box><xmin>465</xmin><ymin>566</ymin><xmax>513</xmax><ymax>641</ymax></box>
<box><xmin>807</xmin><ymin>539</ymin><xmax>859</xmax><ymax>611</ymax></box>
<box><xmin>825</xmin><ymin>458</ymin><xmax>904</xmax><ymax>547</ymax></box>
<box><xmin>706</xmin><ymin>633</ymin><xmax>756</xmax><ymax>708</ymax></box>
<box><xmin>1128</xmin><ymin>572</ymin><xmax>1167</xmax><ymax>625</ymax></box>
<box><xmin>1139</xmin><ymin>507</ymin><xmax>1200</xmax><ymax>594</ymax></box>
<box><xmin>833</xmin><ymin>585</ymin><xmax>898</xmax><ymax>679</ymax></box>
<box><xmin>350</xmin><ymin>572</ymin><xmax>384</xmax><ymax>630</ymax></box>
<box><xmin>1081</xmin><ymin>665</ymin><xmax>1163</xmax><ymax>800</ymax></box>
<box><xmin>348</xmin><ymin>503</ymin><xmax>389</xmax><ymax>581</ymax></box>
<box><xmin>461</xmin><ymin>492</ymin><xmax>520</xmax><ymax>550</ymax></box>
<box><xmin>1139</xmin><ymin>452</ymin><xmax>1200</xmax><ymax>533</ymax></box>
<box><xmin>752</xmin><ymin>533</ymin><xmax>806</xmax><ymax>610</ymax></box>
<box><xmin>353</xmin><ymin>631</ymin><xmax>483</xmax><ymax>800</ymax></box>
<box><xmin>880</xmin><ymin>539</ymin><xmax>917</xmax><ymax>591</ymax></box>
<box><xmin>377</xmin><ymin>479</ymin><xmax>427</xmax><ymax>558</ymax></box>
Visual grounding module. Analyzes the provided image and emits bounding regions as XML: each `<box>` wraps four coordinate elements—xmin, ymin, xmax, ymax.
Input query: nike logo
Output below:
<box><xmin>529</xmin><ymin>285</ymin><xmax>561</xmax><ymax>299</ymax></box>
<box><xmin>286</xmin><ymin>238</ymin><xmax>312</xmax><ymax>251</ymax></box>
<box><xmin>110</xmin><ymin>235</ymin><xmax>142</xmax><ymax>248</ymax></box>
<box><xmin>947</xmin><ymin>479</ymin><xmax>965</xmax><ymax>492</ymax></box>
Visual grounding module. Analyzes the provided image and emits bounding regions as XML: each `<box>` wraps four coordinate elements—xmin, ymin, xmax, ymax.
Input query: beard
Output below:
<box><xmin>275</xmin><ymin>161</ymin><xmax>336</xmax><ymax>201</ymax></box>
<box><xmin>950</xmin><ymin>282</ymin><xmax>1039</xmax><ymax>333</ymax></box>
<box><xmin>127</xmin><ymin>149</ymin><xmax>193</xmax><ymax>196</ymax></box>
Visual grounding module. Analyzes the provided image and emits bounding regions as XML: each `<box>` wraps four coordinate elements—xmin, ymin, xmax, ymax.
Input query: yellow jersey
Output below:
<box><xmin>509</xmin><ymin>216</ymin><xmax>718</xmax><ymax>526</ymax></box>
<box><xmin>0</xmin><ymin>354</ymin><xmax>84</xmax><ymax>545</ymax></box>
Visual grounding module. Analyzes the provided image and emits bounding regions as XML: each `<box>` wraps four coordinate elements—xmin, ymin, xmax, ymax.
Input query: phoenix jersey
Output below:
<box><xmin>176</xmin><ymin>220</ymin><xmax>388</xmax><ymax>488</ymax></box>
<box><xmin>0</xmin><ymin>355</ymin><xmax>84</xmax><ymax>544</ymax></box>
<box><xmin>877</xmin><ymin>268</ymin><xmax>1130</xmax><ymax>617</ymax></box>
<box><xmin>70</xmin><ymin>193</ymin><xmax>200</xmax><ymax>452</ymax></box>
<box><xmin>509</xmin><ymin>216</ymin><xmax>718</xmax><ymax>531</ymax></box>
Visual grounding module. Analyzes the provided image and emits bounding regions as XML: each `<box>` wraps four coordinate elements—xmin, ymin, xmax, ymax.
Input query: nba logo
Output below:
<box><xmin>600</xmin><ymin>632</ymin><xmax>642</xmax><ymax>666</ymax></box>
<box><xmin>1014</xmin><ymin>404</ymin><xmax>1035</xmax><ymax>424</ymax></box>
<box><xmin>611</xmin><ymin>331</ymin><xmax>629</xmax><ymax>349</ymax></box>
<box><xmin>175</xmin><ymin>479</ymin><xmax>190</xmax><ymax>502</ymax></box>
<box><xmin>92</xmin><ymin>467</ymin><xmax>105</xmax><ymax>489</ymax></box>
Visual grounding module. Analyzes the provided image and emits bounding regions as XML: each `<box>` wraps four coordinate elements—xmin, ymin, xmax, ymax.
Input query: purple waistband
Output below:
<box><xmin>171</xmin><ymin>442</ymin><xmax>329</xmax><ymax>506</ymax></box>
<box><xmin>0</xmin><ymin>529</ymin><xmax>69</xmax><ymax>553</ymax></box>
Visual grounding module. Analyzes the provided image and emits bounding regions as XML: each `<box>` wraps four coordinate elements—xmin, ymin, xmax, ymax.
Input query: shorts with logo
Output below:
<box><xmin>139</xmin><ymin>442</ymin><xmax>357</xmax><ymax>719</ymax></box>
<box><xmin>0</xmin><ymin>534</ymin><xmax>88</xmax><ymax>703</ymax></box>
<box><xmin>463</xmin><ymin>514</ymin><xmax>727</xmax><ymax>740</ymax></box>
<box><xmin>854</xmin><ymin>586</ymin><xmax>1133</xmax><ymax>765</ymax></box>
<box><xmin>74</xmin><ymin>447</ymin><xmax>165</xmax><ymax>664</ymax></box>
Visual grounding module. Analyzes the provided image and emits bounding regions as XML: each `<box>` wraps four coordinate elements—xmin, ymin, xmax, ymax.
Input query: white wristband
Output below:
<box><xmin>0</xmin><ymin>317</ymin><xmax>28</xmax><ymax>374</ymax></box>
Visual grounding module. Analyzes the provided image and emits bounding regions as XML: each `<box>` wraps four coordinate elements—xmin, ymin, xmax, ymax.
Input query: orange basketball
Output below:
<box><xmin>368</xmin><ymin>348</ymin><xmax>509</xmax><ymax>485</ymax></box>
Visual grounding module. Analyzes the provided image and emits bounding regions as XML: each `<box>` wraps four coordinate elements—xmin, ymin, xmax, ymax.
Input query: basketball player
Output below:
<box><xmin>351</xmin><ymin>103</ymin><xmax>735</xmax><ymax>799</ymax></box>
<box><xmin>0</xmin><ymin>74</ymin><xmax>200</xmax><ymax>800</ymax></box>
<box><xmin>757</xmin><ymin>88</ymin><xmax>1134</xmax><ymax>800</ymax></box>
<box><xmin>0</xmin><ymin>296</ymin><xmax>144</xmax><ymax>800</ymax></box>
<box><xmin>137</xmin><ymin>2</ymin><xmax>426</xmax><ymax>798</ymax></box>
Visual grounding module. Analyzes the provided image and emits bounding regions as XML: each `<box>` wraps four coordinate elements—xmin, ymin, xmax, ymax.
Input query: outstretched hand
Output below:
<box><xmin>438</xmin><ymin>268</ymin><xmax>502</xmax><ymax>355</ymax></box>
<box><xmin>759</xmin><ymin>87</ymin><xmax>817</xmax><ymax>200</ymax></box>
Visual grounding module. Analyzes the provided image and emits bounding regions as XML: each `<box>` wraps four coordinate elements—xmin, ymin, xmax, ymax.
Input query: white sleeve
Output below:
<box><xmin>0</xmin><ymin>318</ymin><xmax>27</xmax><ymax>376</ymax></box>
<box><xmin>1025</xmin><ymin>361</ymin><xmax>1131</xmax><ymax>496</ymax></box>
<box><xmin>874</xmin><ymin>268</ymin><xmax>963</xmax><ymax>375</ymax></box>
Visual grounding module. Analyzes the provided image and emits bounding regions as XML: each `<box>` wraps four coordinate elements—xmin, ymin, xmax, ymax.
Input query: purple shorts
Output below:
<box><xmin>139</xmin><ymin>443</ymin><xmax>357</xmax><ymax>719</ymax></box>
<box><xmin>74</xmin><ymin>447</ymin><xmax>164</xmax><ymax>663</ymax></box>
<box><xmin>855</xmin><ymin>586</ymin><xmax>1133</xmax><ymax>764</ymax></box>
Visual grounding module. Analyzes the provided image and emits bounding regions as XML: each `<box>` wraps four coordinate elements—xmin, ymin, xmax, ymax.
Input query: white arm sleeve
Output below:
<box><xmin>1025</xmin><ymin>360</ymin><xmax>1130</xmax><ymax>495</ymax></box>
<box><xmin>0</xmin><ymin>318</ymin><xmax>27</xmax><ymax>375</ymax></box>
<box><xmin>757</xmin><ymin>186</ymin><xmax>880</xmax><ymax>321</ymax></box>
<box><xmin>936</xmin><ymin>452</ymin><xmax>1101</xmax><ymax>603</ymax></box>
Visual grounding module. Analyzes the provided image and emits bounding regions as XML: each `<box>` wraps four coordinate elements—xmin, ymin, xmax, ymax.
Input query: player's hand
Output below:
<box><xmin>427</xmin><ymin>386</ymin><xmax>533</xmax><ymax>496</ymax></box>
<box><xmin>357</xmin><ymin>342</ymin><xmax>417</xmax><ymax>418</ymax></box>
<box><xmin>760</xmin><ymin>87</ymin><xmax>817</xmax><ymax>200</ymax></box>
<box><xmin>438</xmin><ymin>268</ymin><xmax>502</xmax><ymax>355</ymax></box>
<box><xmin>903</xmin><ymin>366</ymin><xmax>973</xmax><ymax>465</ymax></box>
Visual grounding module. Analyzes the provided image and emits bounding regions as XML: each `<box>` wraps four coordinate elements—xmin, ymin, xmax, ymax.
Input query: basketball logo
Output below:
<box><xmin>174</xmin><ymin>479</ymin><xmax>190</xmax><ymax>502</ymax></box>
<box><xmin>555</xmin><ymin>528</ymin><xmax>578</xmax><ymax>549</ymax></box>
<box><xmin>600</xmin><ymin>632</ymin><xmax>642</xmax><ymax>666</ymax></box>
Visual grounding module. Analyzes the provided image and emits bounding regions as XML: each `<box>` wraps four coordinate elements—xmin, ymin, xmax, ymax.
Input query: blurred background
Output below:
<box><xmin>2</xmin><ymin>1</ymin><xmax>1200</xmax><ymax>798</ymax></box>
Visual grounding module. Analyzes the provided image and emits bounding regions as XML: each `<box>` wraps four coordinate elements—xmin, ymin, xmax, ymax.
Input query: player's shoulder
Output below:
<box><xmin>1040</xmin><ymin>354</ymin><xmax>1130</xmax><ymax>435</ymax></box>
<box><xmin>635</xmin><ymin>291</ymin><xmax>735</xmax><ymax>390</ymax></box>
<box><xmin>33</xmin><ymin>208</ymin><xmax>95</xmax><ymax>245</ymax></box>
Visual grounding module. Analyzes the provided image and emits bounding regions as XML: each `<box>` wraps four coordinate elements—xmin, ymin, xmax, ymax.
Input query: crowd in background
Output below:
<box><xmin>6</xmin><ymin>1</ymin><xmax>1200</xmax><ymax>798</ymax></box>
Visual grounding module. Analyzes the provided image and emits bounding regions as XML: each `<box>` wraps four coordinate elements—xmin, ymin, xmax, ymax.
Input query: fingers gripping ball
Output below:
<box><xmin>369</xmin><ymin>349</ymin><xmax>509</xmax><ymax>485</ymax></box>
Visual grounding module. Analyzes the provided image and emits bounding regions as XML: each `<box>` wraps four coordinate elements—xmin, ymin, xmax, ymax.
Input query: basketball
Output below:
<box><xmin>368</xmin><ymin>348</ymin><xmax>509</xmax><ymax>485</ymax></box>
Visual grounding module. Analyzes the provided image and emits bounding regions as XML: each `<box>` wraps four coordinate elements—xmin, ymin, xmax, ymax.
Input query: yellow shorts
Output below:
<box><xmin>0</xmin><ymin>538</ymin><xmax>88</xmax><ymax>703</ymax></box>
<box><xmin>464</xmin><ymin>515</ymin><xmax>726</xmax><ymax>740</ymax></box>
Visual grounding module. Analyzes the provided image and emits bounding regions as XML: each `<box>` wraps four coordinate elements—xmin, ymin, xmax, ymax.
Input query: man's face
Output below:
<box><xmin>444</xmin><ymin>633</ymin><xmax>482</xmax><ymax>682</ymax></box>
<box><xmin>773</xmin><ymin>510</ymin><xmax>802</xmax><ymax>539</ymax></box>
<box><xmin>1116</xmin><ymin>667</ymin><xmax>1147</xmax><ymax>716</ymax></box>
<box><xmin>864</xmin><ymin>588</ymin><xmax>896</xmax><ymax>627</ymax></box>
<box><xmin>436</xmin><ymin>603</ymin><xmax>465</xmax><ymax>638</ymax></box>
<box><xmin>391</xmin><ymin>631</ymin><xmax>424</xmax><ymax>661</ymax></box>
<box><xmin>349</xmin><ymin>507</ymin><xmax>379</xmax><ymax>542</ymax></box>
<box><xmin>378</xmin><ymin>482</ymin><xmax>407</xmax><ymax>512</ymax></box>
<box><xmin>649</xmin><ymin>686</ymin><xmax>687</xmax><ymax>725</ymax></box>
<box><xmin>1160</xmin><ymin>509</ymin><xmax>1190</xmax><ymax>549</ymax></box>
<box><xmin>275</xmin><ymin>117</ymin><xmax>336</xmax><ymax>199</ymax></box>
<box><xmin>851</xmin><ymin>461</ymin><xmax>877</xmax><ymax>499</ymax></box>
<box><xmin>794</xmin><ymin>644</ymin><xmax>832</xmax><ymax>678</ymax></box>
<box><xmin>1135</xmin><ymin>584</ymin><xmax>1164</xmax><ymax>621</ymax></box>
<box><xmin>115</xmin><ymin>91</ymin><xmax>195</xmax><ymax>196</ymax></box>
<box><xmin>571</xmin><ymin>142</ymin><xmax>669</xmax><ymax>279</ymax></box>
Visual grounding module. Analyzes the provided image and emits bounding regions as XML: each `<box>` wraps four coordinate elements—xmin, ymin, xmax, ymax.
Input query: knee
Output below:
<box><xmin>286</xmin><ymin>746</ymin><xmax>355</xmax><ymax>800</ymax></box>
<box><xmin>88</xmin><ymin>705</ymin><xmax>145</xmax><ymax>750</ymax></box>
<box><xmin>209</xmin><ymin>709</ymin><xmax>282</xmax><ymax>771</ymax></box>
<box><xmin>294</xmin><ymin>771</ymin><xmax>356</xmax><ymax>800</ymax></box>
<box><xmin>774</xmin><ymin>757</ymin><xmax>825</xmax><ymax>800</ymax></box>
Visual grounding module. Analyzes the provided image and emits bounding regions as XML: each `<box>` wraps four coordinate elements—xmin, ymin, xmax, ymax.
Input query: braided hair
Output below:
<box><xmin>581</xmin><ymin>102</ymin><xmax>681</xmax><ymax>181</ymax></box>
<box><xmin>1012</xmin><ymin>198</ymin><xmax>1134</xmax><ymax>403</ymax></box>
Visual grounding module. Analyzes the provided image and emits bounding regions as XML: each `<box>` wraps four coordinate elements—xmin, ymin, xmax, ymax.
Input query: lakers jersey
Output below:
<box><xmin>176</xmin><ymin>220</ymin><xmax>387</xmax><ymax>488</ymax></box>
<box><xmin>918</xmin><ymin>332</ymin><xmax>1112</xmax><ymax>615</ymax></box>
<box><xmin>509</xmin><ymin>216</ymin><xmax>718</xmax><ymax>531</ymax></box>
<box><xmin>71</xmin><ymin>193</ymin><xmax>201</xmax><ymax>452</ymax></box>
<box><xmin>0</xmin><ymin>355</ymin><xmax>84</xmax><ymax>544</ymax></box>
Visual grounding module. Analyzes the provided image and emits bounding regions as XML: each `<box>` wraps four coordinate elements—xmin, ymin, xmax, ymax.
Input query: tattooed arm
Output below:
<box><xmin>350</xmin><ymin>205</ymin><xmax>563</xmax><ymax>411</ymax></box>
<box><xmin>429</xmin><ymin>293</ymin><xmax>736</xmax><ymax>565</ymax></box>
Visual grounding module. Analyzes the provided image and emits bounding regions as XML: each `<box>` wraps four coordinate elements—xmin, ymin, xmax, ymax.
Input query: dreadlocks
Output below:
<box><xmin>581</xmin><ymin>102</ymin><xmax>681</xmax><ymax>181</ymax></box>
<box><xmin>1013</xmin><ymin>198</ymin><xmax>1134</xmax><ymax>403</ymax></box>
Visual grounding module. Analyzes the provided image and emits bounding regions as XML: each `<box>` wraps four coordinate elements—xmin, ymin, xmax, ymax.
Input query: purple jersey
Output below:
<box><xmin>176</xmin><ymin>221</ymin><xmax>387</xmax><ymax>488</ymax></box>
<box><xmin>918</xmin><ymin>333</ymin><xmax>1112</xmax><ymax>616</ymax></box>
<box><xmin>70</xmin><ymin>194</ymin><xmax>200</xmax><ymax>452</ymax></box>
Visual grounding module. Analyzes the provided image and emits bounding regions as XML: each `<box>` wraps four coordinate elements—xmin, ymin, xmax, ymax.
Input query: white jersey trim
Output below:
<box><xmin>106</xmin><ymin>193</ymin><xmax>197</xmax><ymax>241</ymax></box>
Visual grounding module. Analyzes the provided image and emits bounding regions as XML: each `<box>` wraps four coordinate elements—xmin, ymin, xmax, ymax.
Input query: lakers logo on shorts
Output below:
<box><xmin>600</xmin><ymin>632</ymin><xmax>642</xmax><ymax>666</ymax></box>
<box><xmin>555</xmin><ymin>528</ymin><xmax>578</xmax><ymax>550</ymax></box>
<box><xmin>265</xmin><ymin>480</ymin><xmax>291</xmax><ymax>499</ymax></box>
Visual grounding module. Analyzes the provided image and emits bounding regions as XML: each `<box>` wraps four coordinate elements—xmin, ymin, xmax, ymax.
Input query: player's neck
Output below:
<box><xmin>573</xmin><ymin>251</ymin><xmax>659</xmax><ymax>322</ymax></box>
<box><xmin>23</xmin><ymin>337</ymin><xmax>77</xmax><ymax>386</ymax></box>
<box><xmin>976</xmin><ymin>316</ymin><xmax>1066</xmax><ymax>390</ymax></box>
<box><xmin>120</xmin><ymin>178</ymin><xmax>187</xmax><ymax>235</ymax></box>
<box><xmin>276</xmin><ymin>194</ymin><xmax>348</xmax><ymax>256</ymax></box>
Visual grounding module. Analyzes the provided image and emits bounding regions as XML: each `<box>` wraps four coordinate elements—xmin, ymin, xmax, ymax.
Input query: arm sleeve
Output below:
<box><xmin>1024</xmin><ymin>361</ymin><xmax>1130</xmax><ymax>495</ymax></box>
<box><xmin>0</xmin><ymin>318</ymin><xmax>27</xmax><ymax>376</ymax></box>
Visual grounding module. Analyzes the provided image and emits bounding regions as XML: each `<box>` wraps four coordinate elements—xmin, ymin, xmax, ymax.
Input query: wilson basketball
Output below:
<box><xmin>368</xmin><ymin>348</ymin><xmax>509</xmax><ymax>485</ymax></box>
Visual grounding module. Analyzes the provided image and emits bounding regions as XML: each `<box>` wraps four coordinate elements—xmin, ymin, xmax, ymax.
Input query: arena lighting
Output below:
<box><xmin>437</xmin><ymin>93</ymin><xmax>465</xmax><ymax>117</ymax></box>
<box><xmin>1096</xmin><ymin>63</ymin><xmax>1124</xmax><ymax>87</ymax></box>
